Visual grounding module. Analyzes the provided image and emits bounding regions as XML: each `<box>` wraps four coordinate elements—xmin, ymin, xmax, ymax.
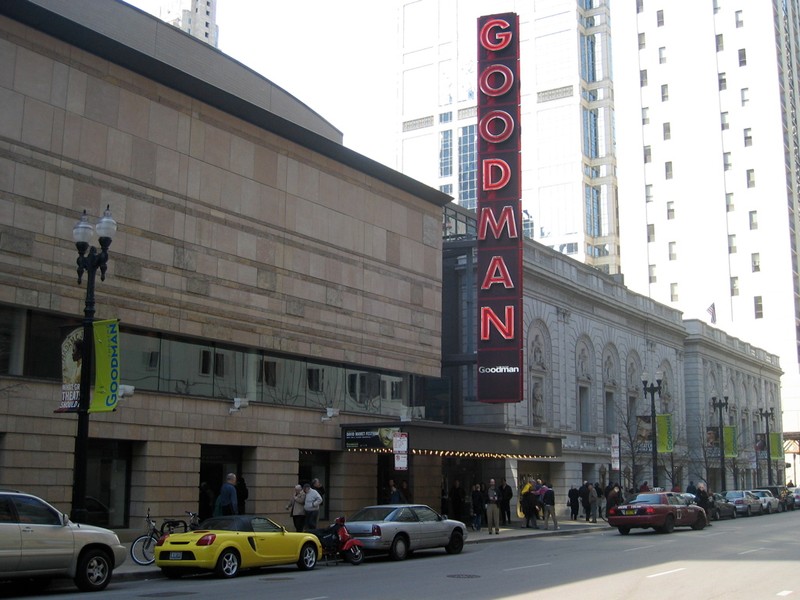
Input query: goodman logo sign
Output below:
<box><xmin>476</xmin><ymin>12</ymin><xmax>523</xmax><ymax>403</ymax></box>
<box><xmin>478</xmin><ymin>366</ymin><xmax>521</xmax><ymax>374</ymax></box>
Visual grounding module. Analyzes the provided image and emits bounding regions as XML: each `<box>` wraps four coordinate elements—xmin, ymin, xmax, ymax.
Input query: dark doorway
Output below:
<box><xmin>86</xmin><ymin>439</ymin><xmax>131</xmax><ymax>528</ymax></box>
<box><xmin>199</xmin><ymin>445</ymin><xmax>242</xmax><ymax>519</ymax></box>
<box><xmin>299</xmin><ymin>450</ymin><xmax>330</xmax><ymax>521</ymax></box>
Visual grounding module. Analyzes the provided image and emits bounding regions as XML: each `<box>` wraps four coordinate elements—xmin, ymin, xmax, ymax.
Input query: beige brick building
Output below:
<box><xmin>0</xmin><ymin>0</ymin><xmax>452</xmax><ymax>529</ymax></box>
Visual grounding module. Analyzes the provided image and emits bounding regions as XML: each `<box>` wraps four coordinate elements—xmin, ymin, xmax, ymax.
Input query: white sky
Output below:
<box><xmin>124</xmin><ymin>0</ymin><xmax>399</xmax><ymax>167</ymax></box>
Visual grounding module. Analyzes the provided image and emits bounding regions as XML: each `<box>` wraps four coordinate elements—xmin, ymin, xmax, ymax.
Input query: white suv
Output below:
<box><xmin>750</xmin><ymin>489</ymin><xmax>781</xmax><ymax>514</ymax></box>
<box><xmin>0</xmin><ymin>490</ymin><xmax>126</xmax><ymax>591</ymax></box>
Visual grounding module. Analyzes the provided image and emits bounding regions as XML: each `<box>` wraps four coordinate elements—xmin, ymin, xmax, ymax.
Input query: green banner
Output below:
<box><xmin>656</xmin><ymin>414</ymin><xmax>673</xmax><ymax>453</ymax></box>
<box><xmin>90</xmin><ymin>319</ymin><xmax>120</xmax><ymax>413</ymax></box>
<box><xmin>769</xmin><ymin>432</ymin><xmax>783</xmax><ymax>460</ymax></box>
<box><xmin>723</xmin><ymin>426</ymin><xmax>738</xmax><ymax>458</ymax></box>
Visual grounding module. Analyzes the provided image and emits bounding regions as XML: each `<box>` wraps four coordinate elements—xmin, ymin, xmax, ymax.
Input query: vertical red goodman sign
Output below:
<box><xmin>477</xmin><ymin>13</ymin><xmax>522</xmax><ymax>403</ymax></box>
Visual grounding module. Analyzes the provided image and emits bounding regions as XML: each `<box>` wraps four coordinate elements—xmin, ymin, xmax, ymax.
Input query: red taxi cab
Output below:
<box><xmin>607</xmin><ymin>490</ymin><xmax>708</xmax><ymax>535</ymax></box>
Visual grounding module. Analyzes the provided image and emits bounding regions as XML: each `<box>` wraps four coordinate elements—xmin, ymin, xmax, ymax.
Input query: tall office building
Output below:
<box><xmin>129</xmin><ymin>0</ymin><xmax>219</xmax><ymax>47</ymax></box>
<box><xmin>398</xmin><ymin>1</ymin><xmax>620</xmax><ymax>273</ymax></box>
<box><xmin>612</xmin><ymin>1</ymin><xmax>800</xmax><ymax>433</ymax></box>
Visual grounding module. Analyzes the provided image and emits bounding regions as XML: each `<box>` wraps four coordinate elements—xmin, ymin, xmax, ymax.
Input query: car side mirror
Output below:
<box><xmin>62</xmin><ymin>513</ymin><xmax>70</xmax><ymax>526</ymax></box>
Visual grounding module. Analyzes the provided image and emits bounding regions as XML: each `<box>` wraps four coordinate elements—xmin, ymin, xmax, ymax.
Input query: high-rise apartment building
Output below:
<box><xmin>398</xmin><ymin>1</ymin><xmax>620</xmax><ymax>273</ymax></box>
<box><xmin>613</xmin><ymin>1</ymin><xmax>800</xmax><ymax>433</ymax></box>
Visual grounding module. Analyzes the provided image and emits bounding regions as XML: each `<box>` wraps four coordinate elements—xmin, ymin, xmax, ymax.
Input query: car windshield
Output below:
<box><xmin>629</xmin><ymin>494</ymin><xmax>662</xmax><ymax>504</ymax></box>
<box><xmin>725</xmin><ymin>491</ymin><xmax>743</xmax><ymax>499</ymax></box>
<box><xmin>199</xmin><ymin>516</ymin><xmax>246</xmax><ymax>531</ymax></box>
<box><xmin>350</xmin><ymin>507</ymin><xmax>396</xmax><ymax>522</ymax></box>
<box><xmin>751</xmin><ymin>491</ymin><xmax>766</xmax><ymax>497</ymax></box>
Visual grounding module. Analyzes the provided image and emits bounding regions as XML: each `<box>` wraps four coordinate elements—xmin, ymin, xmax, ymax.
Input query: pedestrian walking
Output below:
<box><xmin>303</xmin><ymin>482</ymin><xmax>323</xmax><ymax>530</ymax></box>
<box><xmin>588</xmin><ymin>482</ymin><xmax>598</xmax><ymax>523</ymax></box>
<box><xmin>568</xmin><ymin>484</ymin><xmax>580</xmax><ymax>521</ymax></box>
<box><xmin>499</xmin><ymin>478</ymin><xmax>513</xmax><ymax>526</ymax></box>
<box><xmin>470</xmin><ymin>483</ymin><xmax>483</xmax><ymax>531</ymax></box>
<box><xmin>541</xmin><ymin>483</ymin><xmax>559</xmax><ymax>530</ymax></box>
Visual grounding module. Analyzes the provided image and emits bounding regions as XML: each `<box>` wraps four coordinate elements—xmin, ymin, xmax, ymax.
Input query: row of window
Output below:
<box><xmin>638</xmin><ymin>1</ymin><xmax>744</xmax><ymax>27</ymax></box>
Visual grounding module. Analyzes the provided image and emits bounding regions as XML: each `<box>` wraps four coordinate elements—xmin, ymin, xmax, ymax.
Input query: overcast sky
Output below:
<box><xmin>124</xmin><ymin>0</ymin><xmax>399</xmax><ymax>167</ymax></box>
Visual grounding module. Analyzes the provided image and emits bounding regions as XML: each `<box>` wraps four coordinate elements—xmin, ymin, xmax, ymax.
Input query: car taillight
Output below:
<box><xmin>734</xmin><ymin>499</ymin><xmax>743</xmax><ymax>504</ymax></box>
<box><xmin>607</xmin><ymin>507</ymin><xmax>618</xmax><ymax>516</ymax></box>
<box><xmin>196</xmin><ymin>534</ymin><xmax>216</xmax><ymax>546</ymax></box>
<box><xmin>641</xmin><ymin>506</ymin><xmax>656</xmax><ymax>515</ymax></box>
<box><xmin>155</xmin><ymin>534</ymin><xmax>169</xmax><ymax>546</ymax></box>
<box><xmin>371</xmin><ymin>524</ymin><xmax>381</xmax><ymax>536</ymax></box>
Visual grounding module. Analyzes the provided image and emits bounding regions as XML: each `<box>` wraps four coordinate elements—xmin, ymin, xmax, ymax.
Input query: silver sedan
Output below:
<box><xmin>345</xmin><ymin>504</ymin><xmax>467</xmax><ymax>560</ymax></box>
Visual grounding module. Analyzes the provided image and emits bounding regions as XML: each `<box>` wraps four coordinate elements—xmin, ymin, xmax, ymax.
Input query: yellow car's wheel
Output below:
<box><xmin>297</xmin><ymin>543</ymin><xmax>318</xmax><ymax>570</ymax></box>
<box><xmin>215</xmin><ymin>548</ymin><xmax>240</xmax><ymax>578</ymax></box>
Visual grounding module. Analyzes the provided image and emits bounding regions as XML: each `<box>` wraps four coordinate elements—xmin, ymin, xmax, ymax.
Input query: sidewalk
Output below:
<box><xmin>112</xmin><ymin>518</ymin><xmax>607</xmax><ymax>581</ymax></box>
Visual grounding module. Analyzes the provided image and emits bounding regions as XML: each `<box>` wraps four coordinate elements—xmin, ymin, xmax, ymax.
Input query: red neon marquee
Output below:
<box><xmin>476</xmin><ymin>13</ymin><xmax>522</xmax><ymax>404</ymax></box>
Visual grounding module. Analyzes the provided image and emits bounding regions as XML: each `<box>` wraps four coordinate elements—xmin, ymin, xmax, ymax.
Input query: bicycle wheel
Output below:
<box><xmin>130</xmin><ymin>533</ymin><xmax>158</xmax><ymax>565</ymax></box>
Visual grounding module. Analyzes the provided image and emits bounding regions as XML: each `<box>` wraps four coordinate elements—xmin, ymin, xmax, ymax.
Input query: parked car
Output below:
<box><xmin>0</xmin><ymin>489</ymin><xmax>126</xmax><ymax>592</ymax></box>
<box><xmin>710</xmin><ymin>492</ymin><xmax>737</xmax><ymax>520</ymax></box>
<box><xmin>606</xmin><ymin>491</ymin><xmax>708</xmax><ymax>535</ymax></box>
<box><xmin>750</xmin><ymin>489</ymin><xmax>781</xmax><ymax>514</ymax></box>
<box><xmin>345</xmin><ymin>504</ymin><xmax>467</xmax><ymax>560</ymax></box>
<box><xmin>723</xmin><ymin>490</ymin><xmax>764</xmax><ymax>516</ymax></box>
<box><xmin>759</xmin><ymin>486</ymin><xmax>795</xmax><ymax>511</ymax></box>
<box><xmin>154</xmin><ymin>515</ymin><xmax>322</xmax><ymax>578</ymax></box>
<box><xmin>794</xmin><ymin>487</ymin><xmax>800</xmax><ymax>509</ymax></box>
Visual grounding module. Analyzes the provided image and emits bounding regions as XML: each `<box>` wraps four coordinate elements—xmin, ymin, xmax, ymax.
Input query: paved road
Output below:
<box><xmin>7</xmin><ymin>511</ymin><xmax>799</xmax><ymax>599</ymax></box>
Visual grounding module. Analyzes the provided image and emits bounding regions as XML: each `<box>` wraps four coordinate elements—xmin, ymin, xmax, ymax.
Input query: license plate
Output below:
<box><xmin>169</xmin><ymin>552</ymin><xmax>182</xmax><ymax>560</ymax></box>
<box><xmin>624</xmin><ymin>509</ymin><xmax>636</xmax><ymax>516</ymax></box>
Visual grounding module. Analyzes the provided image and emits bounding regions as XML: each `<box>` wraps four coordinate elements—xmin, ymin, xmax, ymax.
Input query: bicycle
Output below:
<box><xmin>130</xmin><ymin>508</ymin><xmax>159</xmax><ymax>566</ymax></box>
<box><xmin>130</xmin><ymin>510</ymin><xmax>201</xmax><ymax>566</ymax></box>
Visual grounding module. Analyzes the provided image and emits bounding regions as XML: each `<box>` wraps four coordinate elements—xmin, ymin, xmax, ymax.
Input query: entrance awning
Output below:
<box><xmin>340</xmin><ymin>421</ymin><xmax>561</xmax><ymax>459</ymax></box>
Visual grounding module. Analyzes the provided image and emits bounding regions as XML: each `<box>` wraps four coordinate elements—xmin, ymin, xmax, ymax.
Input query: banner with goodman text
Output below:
<box><xmin>90</xmin><ymin>319</ymin><xmax>120</xmax><ymax>413</ymax></box>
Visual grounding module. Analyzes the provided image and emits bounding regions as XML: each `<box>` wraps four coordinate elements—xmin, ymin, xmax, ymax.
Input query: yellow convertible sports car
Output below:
<box><xmin>154</xmin><ymin>515</ymin><xmax>321</xmax><ymax>578</ymax></box>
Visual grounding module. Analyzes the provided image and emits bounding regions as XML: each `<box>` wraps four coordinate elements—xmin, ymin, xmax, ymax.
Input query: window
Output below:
<box><xmin>649</xmin><ymin>264</ymin><xmax>657</xmax><ymax>283</ymax></box>
<box><xmin>642</xmin><ymin>107</ymin><xmax>650</xmax><ymax>124</ymax></box>
<box><xmin>646</xmin><ymin>184</ymin><xmax>653</xmax><ymax>202</ymax></box>
<box><xmin>200</xmin><ymin>349</ymin><xmax>212</xmax><ymax>375</ymax></box>
<box><xmin>735</xmin><ymin>10</ymin><xmax>743</xmax><ymax>27</ymax></box>
<box><xmin>214</xmin><ymin>352</ymin><xmax>225</xmax><ymax>377</ymax></box>
<box><xmin>640</xmin><ymin>69</ymin><xmax>648</xmax><ymax>87</ymax></box>
<box><xmin>731</xmin><ymin>276</ymin><xmax>739</xmax><ymax>296</ymax></box>
<box><xmin>439</xmin><ymin>130</ymin><xmax>452</xmax><ymax>177</ymax></box>
<box><xmin>726</xmin><ymin>192</ymin><xmax>734</xmax><ymax>212</ymax></box>
<box><xmin>657</xmin><ymin>10</ymin><xmax>664</xmax><ymax>26</ymax></box>
<box><xmin>663</xmin><ymin>122</ymin><xmax>671</xmax><ymax>140</ymax></box>
<box><xmin>667</xmin><ymin>201</ymin><xmax>675</xmax><ymax>219</ymax></box>
<box><xmin>744</xmin><ymin>128</ymin><xmax>752</xmax><ymax>146</ymax></box>
<box><xmin>647</xmin><ymin>224</ymin><xmax>656</xmax><ymax>243</ymax></box>
<box><xmin>670</xmin><ymin>283</ymin><xmax>678</xmax><ymax>302</ymax></box>
<box><xmin>644</xmin><ymin>146</ymin><xmax>652</xmax><ymax>163</ymax></box>
<box><xmin>746</xmin><ymin>169</ymin><xmax>755</xmax><ymax>188</ymax></box>
<box><xmin>713</xmin><ymin>0</ymin><xmax>720</xmax><ymax>14</ymax></box>
<box><xmin>639</xmin><ymin>32</ymin><xmax>646</xmax><ymax>49</ymax></box>
<box><xmin>665</xmin><ymin>161</ymin><xmax>673</xmax><ymax>179</ymax></box>
<box><xmin>716</xmin><ymin>34</ymin><xmax>724</xmax><ymax>51</ymax></box>
<box><xmin>439</xmin><ymin>183</ymin><xmax>452</xmax><ymax>194</ymax></box>
<box><xmin>637</xmin><ymin>0</ymin><xmax>644</xmax><ymax>13</ymax></box>
<box><xmin>728</xmin><ymin>234</ymin><xmax>737</xmax><ymax>253</ymax></box>
<box><xmin>307</xmin><ymin>368</ymin><xmax>324</xmax><ymax>392</ymax></box>
<box><xmin>752</xmin><ymin>252</ymin><xmax>760</xmax><ymax>272</ymax></box>
<box><xmin>749</xmin><ymin>210</ymin><xmax>758</xmax><ymax>229</ymax></box>
<box><xmin>741</xmin><ymin>88</ymin><xmax>750</xmax><ymax>105</ymax></box>
<box><xmin>754</xmin><ymin>296</ymin><xmax>763</xmax><ymax>319</ymax></box>
<box><xmin>439</xmin><ymin>112</ymin><xmax>452</xmax><ymax>123</ymax></box>
<box><xmin>260</xmin><ymin>360</ymin><xmax>277</xmax><ymax>387</ymax></box>
<box><xmin>723</xmin><ymin>152</ymin><xmax>732</xmax><ymax>171</ymax></box>
<box><xmin>659</xmin><ymin>46</ymin><xmax>667</xmax><ymax>63</ymax></box>
<box><xmin>721</xmin><ymin>112</ymin><xmax>729</xmax><ymax>130</ymax></box>
<box><xmin>719</xmin><ymin>72</ymin><xmax>727</xmax><ymax>90</ymax></box>
<box><xmin>739</xmin><ymin>49</ymin><xmax>747</xmax><ymax>66</ymax></box>
<box><xmin>661</xmin><ymin>84</ymin><xmax>669</xmax><ymax>101</ymax></box>
<box><xmin>669</xmin><ymin>241</ymin><xmax>677</xmax><ymax>260</ymax></box>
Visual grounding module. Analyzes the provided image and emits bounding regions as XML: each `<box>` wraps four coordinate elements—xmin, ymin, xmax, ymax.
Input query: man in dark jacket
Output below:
<box><xmin>695</xmin><ymin>482</ymin><xmax>712</xmax><ymax>526</ymax></box>
<box><xmin>499</xmin><ymin>479</ymin><xmax>513</xmax><ymax>525</ymax></box>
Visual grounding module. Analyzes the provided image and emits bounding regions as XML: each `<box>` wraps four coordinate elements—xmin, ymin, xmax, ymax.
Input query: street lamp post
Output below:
<box><xmin>712</xmin><ymin>396</ymin><xmax>728</xmax><ymax>492</ymax></box>
<box><xmin>70</xmin><ymin>206</ymin><xmax>116</xmax><ymax>523</ymax></box>
<box><xmin>757</xmin><ymin>407</ymin><xmax>775</xmax><ymax>486</ymax></box>
<box><xmin>642</xmin><ymin>371</ymin><xmax>662</xmax><ymax>489</ymax></box>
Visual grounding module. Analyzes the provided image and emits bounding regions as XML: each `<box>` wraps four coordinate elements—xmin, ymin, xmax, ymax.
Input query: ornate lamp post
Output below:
<box><xmin>642</xmin><ymin>371</ymin><xmax>662</xmax><ymax>488</ymax></box>
<box><xmin>757</xmin><ymin>407</ymin><xmax>775</xmax><ymax>486</ymax></box>
<box><xmin>712</xmin><ymin>396</ymin><xmax>729</xmax><ymax>491</ymax></box>
<box><xmin>70</xmin><ymin>206</ymin><xmax>116</xmax><ymax>523</ymax></box>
